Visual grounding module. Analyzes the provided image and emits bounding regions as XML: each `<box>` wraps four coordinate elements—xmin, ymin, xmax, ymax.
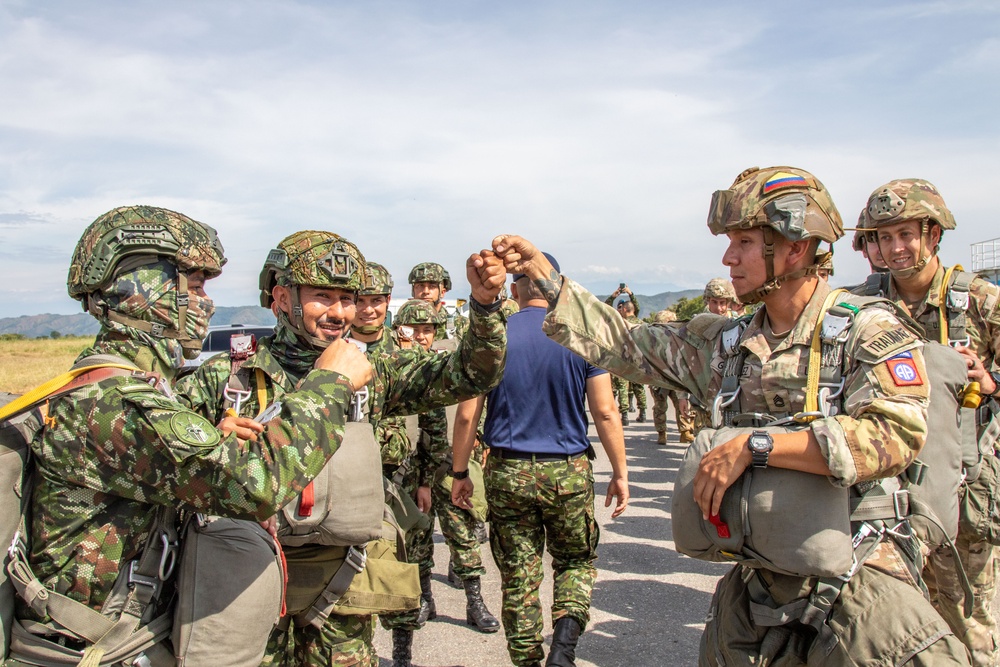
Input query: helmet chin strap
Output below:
<box><xmin>736</xmin><ymin>228</ymin><xmax>820</xmax><ymax>304</ymax></box>
<box><xmin>886</xmin><ymin>220</ymin><xmax>933</xmax><ymax>281</ymax></box>
<box><xmin>279</xmin><ymin>284</ymin><xmax>332</xmax><ymax>351</ymax></box>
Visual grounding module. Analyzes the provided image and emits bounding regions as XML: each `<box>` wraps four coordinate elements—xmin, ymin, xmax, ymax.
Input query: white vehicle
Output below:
<box><xmin>185</xmin><ymin>323</ymin><xmax>275</xmax><ymax>367</ymax></box>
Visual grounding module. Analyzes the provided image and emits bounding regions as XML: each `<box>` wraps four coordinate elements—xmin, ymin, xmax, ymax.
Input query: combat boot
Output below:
<box><xmin>447</xmin><ymin>559</ymin><xmax>462</xmax><ymax>589</ymax></box>
<box><xmin>463</xmin><ymin>576</ymin><xmax>500</xmax><ymax>633</ymax></box>
<box><xmin>392</xmin><ymin>628</ymin><xmax>413</xmax><ymax>667</ymax></box>
<box><xmin>416</xmin><ymin>569</ymin><xmax>436</xmax><ymax>626</ymax></box>
<box><xmin>620</xmin><ymin>411</ymin><xmax>629</xmax><ymax>426</ymax></box>
<box><xmin>657</xmin><ymin>431</ymin><xmax>667</xmax><ymax>445</ymax></box>
<box><xmin>545</xmin><ymin>617</ymin><xmax>581</xmax><ymax>667</ymax></box>
<box><xmin>636</xmin><ymin>409</ymin><xmax>646</xmax><ymax>423</ymax></box>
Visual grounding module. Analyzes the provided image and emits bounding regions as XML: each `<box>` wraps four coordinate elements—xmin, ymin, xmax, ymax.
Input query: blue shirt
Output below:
<box><xmin>484</xmin><ymin>306</ymin><xmax>606</xmax><ymax>455</ymax></box>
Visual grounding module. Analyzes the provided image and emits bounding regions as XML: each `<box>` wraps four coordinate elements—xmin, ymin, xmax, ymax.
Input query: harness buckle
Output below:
<box><xmin>821</xmin><ymin>314</ymin><xmax>852</xmax><ymax>346</ymax></box>
<box><xmin>711</xmin><ymin>387</ymin><xmax>741</xmax><ymax>429</ymax></box>
<box><xmin>150</xmin><ymin>323</ymin><xmax>166</xmax><ymax>338</ymax></box>
<box><xmin>948</xmin><ymin>288</ymin><xmax>970</xmax><ymax>312</ymax></box>
<box><xmin>349</xmin><ymin>386</ymin><xmax>370</xmax><ymax>423</ymax></box>
<box><xmin>128</xmin><ymin>561</ymin><xmax>160</xmax><ymax>595</ymax></box>
<box><xmin>224</xmin><ymin>386</ymin><xmax>253</xmax><ymax>414</ymax></box>
<box><xmin>158</xmin><ymin>532</ymin><xmax>179</xmax><ymax>581</ymax></box>
<box><xmin>345</xmin><ymin>545</ymin><xmax>367</xmax><ymax>573</ymax></box>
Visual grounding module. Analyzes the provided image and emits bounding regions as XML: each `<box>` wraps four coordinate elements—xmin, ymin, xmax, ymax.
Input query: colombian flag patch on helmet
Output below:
<box><xmin>763</xmin><ymin>172</ymin><xmax>808</xmax><ymax>193</ymax></box>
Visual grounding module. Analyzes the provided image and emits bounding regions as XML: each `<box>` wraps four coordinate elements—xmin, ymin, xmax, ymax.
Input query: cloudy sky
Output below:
<box><xmin>1</xmin><ymin>1</ymin><xmax>998</xmax><ymax>318</ymax></box>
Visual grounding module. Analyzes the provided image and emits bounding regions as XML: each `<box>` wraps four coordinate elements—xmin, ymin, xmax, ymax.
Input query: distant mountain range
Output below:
<box><xmin>0</xmin><ymin>290</ymin><xmax>699</xmax><ymax>338</ymax></box>
<box><xmin>0</xmin><ymin>306</ymin><xmax>277</xmax><ymax>339</ymax></box>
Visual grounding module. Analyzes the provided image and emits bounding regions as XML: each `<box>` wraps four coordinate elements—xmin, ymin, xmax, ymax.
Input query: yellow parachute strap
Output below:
<box><xmin>938</xmin><ymin>264</ymin><xmax>963</xmax><ymax>346</ymax></box>
<box><xmin>804</xmin><ymin>288</ymin><xmax>849</xmax><ymax>415</ymax></box>
<box><xmin>0</xmin><ymin>363</ymin><xmax>137</xmax><ymax>422</ymax></box>
<box><xmin>255</xmin><ymin>368</ymin><xmax>269</xmax><ymax>419</ymax></box>
<box><xmin>77</xmin><ymin>646</ymin><xmax>104</xmax><ymax>667</ymax></box>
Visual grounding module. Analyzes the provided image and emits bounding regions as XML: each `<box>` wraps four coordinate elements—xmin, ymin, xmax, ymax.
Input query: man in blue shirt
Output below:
<box><xmin>451</xmin><ymin>253</ymin><xmax>629</xmax><ymax>667</ymax></box>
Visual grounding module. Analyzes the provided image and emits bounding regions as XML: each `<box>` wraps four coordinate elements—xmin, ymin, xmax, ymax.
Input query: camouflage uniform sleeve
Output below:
<box><xmin>810</xmin><ymin>307</ymin><xmax>929</xmax><ymax>486</ymax></box>
<box><xmin>380</xmin><ymin>307</ymin><xmax>506</xmax><ymax>416</ymax></box>
<box><xmin>376</xmin><ymin>415</ymin><xmax>412</xmax><ymax>467</ymax></box>
<box><xmin>416</xmin><ymin>407</ymin><xmax>449</xmax><ymax>486</ymax></box>
<box><xmin>40</xmin><ymin>369</ymin><xmax>355</xmax><ymax>521</ymax></box>
<box><xmin>543</xmin><ymin>277</ymin><xmax>724</xmax><ymax>405</ymax></box>
<box><xmin>629</xmin><ymin>292</ymin><xmax>641</xmax><ymax>316</ymax></box>
<box><xmin>453</xmin><ymin>312</ymin><xmax>469</xmax><ymax>340</ymax></box>
<box><xmin>968</xmin><ymin>276</ymin><xmax>1000</xmax><ymax>370</ymax></box>
<box><xmin>173</xmin><ymin>352</ymin><xmax>231</xmax><ymax>420</ymax></box>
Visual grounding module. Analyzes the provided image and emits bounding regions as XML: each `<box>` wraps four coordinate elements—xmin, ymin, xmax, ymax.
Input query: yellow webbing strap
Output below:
<box><xmin>255</xmin><ymin>367</ymin><xmax>269</xmax><ymax>419</ymax></box>
<box><xmin>938</xmin><ymin>264</ymin><xmax>963</xmax><ymax>346</ymax></box>
<box><xmin>0</xmin><ymin>363</ymin><xmax>137</xmax><ymax>422</ymax></box>
<box><xmin>804</xmin><ymin>288</ymin><xmax>849</xmax><ymax>415</ymax></box>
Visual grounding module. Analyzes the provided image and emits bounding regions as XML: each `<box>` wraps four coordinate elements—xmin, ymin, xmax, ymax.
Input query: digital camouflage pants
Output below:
<box><xmin>485</xmin><ymin>455</ymin><xmax>599</xmax><ymax>667</ymax></box>
<box><xmin>612</xmin><ymin>375</ymin><xmax>646</xmax><ymax>413</ymax></box>
<box><xmin>924</xmin><ymin>532</ymin><xmax>998</xmax><ymax>667</ymax></box>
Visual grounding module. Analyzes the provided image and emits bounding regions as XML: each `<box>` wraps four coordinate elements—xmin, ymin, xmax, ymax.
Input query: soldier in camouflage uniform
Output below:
<box><xmin>852</xmin><ymin>211</ymin><xmax>890</xmax><ymax>273</ymax></box>
<box><xmin>853</xmin><ymin>179</ymin><xmax>1000</xmax><ymax>667</ymax></box>
<box><xmin>605</xmin><ymin>286</ymin><xmax>647</xmax><ymax>425</ymax></box>
<box><xmin>452</xmin><ymin>252</ymin><xmax>629</xmax><ymax>667</ymax></box>
<box><xmin>409</xmin><ymin>262</ymin><xmax>468</xmax><ymax>340</ymax></box>
<box><xmin>176</xmin><ymin>233</ymin><xmax>507</xmax><ymax>667</ymax></box>
<box><xmin>392</xmin><ymin>299</ymin><xmax>500</xmax><ymax>639</ymax></box>
<box><xmin>492</xmin><ymin>166</ymin><xmax>971</xmax><ymax>665</ymax></box>
<box><xmin>9</xmin><ymin>207</ymin><xmax>374</xmax><ymax>666</ymax></box>
<box><xmin>649</xmin><ymin>309</ymin><xmax>693</xmax><ymax>445</ymax></box>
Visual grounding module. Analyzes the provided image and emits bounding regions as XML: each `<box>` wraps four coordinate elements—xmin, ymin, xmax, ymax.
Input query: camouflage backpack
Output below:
<box><xmin>1</xmin><ymin>359</ymin><xmax>283</xmax><ymax>667</ymax></box>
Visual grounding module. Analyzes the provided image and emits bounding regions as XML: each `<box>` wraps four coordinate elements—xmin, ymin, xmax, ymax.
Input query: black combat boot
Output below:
<box><xmin>620</xmin><ymin>411</ymin><xmax>629</xmax><ymax>426</ymax></box>
<box><xmin>447</xmin><ymin>559</ymin><xmax>462</xmax><ymax>589</ymax></box>
<box><xmin>463</xmin><ymin>576</ymin><xmax>500</xmax><ymax>633</ymax></box>
<box><xmin>416</xmin><ymin>568</ymin><xmax>436</xmax><ymax>626</ymax></box>
<box><xmin>545</xmin><ymin>617</ymin><xmax>581</xmax><ymax>667</ymax></box>
<box><xmin>392</xmin><ymin>628</ymin><xmax>413</xmax><ymax>667</ymax></box>
<box><xmin>636</xmin><ymin>409</ymin><xmax>646</xmax><ymax>423</ymax></box>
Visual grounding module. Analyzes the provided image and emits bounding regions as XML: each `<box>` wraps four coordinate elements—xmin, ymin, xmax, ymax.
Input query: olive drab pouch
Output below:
<box><xmin>672</xmin><ymin>426</ymin><xmax>855</xmax><ymax>577</ymax></box>
<box><xmin>959</xmin><ymin>449</ymin><xmax>1000</xmax><ymax>545</ymax></box>
<box><xmin>437</xmin><ymin>458</ymin><xmax>487</xmax><ymax>523</ymax></box>
<box><xmin>276</xmin><ymin>421</ymin><xmax>385</xmax><ymax>547</ymax></box>
<box><xmin>172</xmin><ymin>516</ymin><xmax>282</xmax><ymax>667</ymax></box>
<box><xmin>383</xmin><ymin>477</ymin><xmax>431</xmax><ymax>538</ymax></box>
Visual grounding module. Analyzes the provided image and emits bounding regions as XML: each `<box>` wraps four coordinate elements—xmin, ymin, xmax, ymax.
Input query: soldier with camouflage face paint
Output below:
<box><xmin>853</xmin><ymin>179</ymin><xmax>1000</xmax><ymax>667</ymax></box>
<box><xmin>10</xmin><ymin>207</ymin><xmax>373</xmax><ymax>666</ymax></box>
<box><xmin>176</xmin><ymin>232</ymin><xmax>507</xmax><ymax>667</ymax></box>
<box><xmin>492</xmin><ymin>166</ymin><xmax>971</xmax><ymax>665</ymax></box>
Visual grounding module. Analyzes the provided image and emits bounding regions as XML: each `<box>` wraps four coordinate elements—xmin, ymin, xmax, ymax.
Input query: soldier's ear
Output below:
<box><xmin>272</xmin><ymin>285</ymin><xmax>292</xmax><ymax>314</ymax></box>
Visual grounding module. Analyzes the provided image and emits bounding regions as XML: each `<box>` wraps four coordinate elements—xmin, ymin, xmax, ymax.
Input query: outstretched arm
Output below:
<box><xmin>586</xmin><ymin>373</ymin><xmax>629</xmax><ymax>518</ymax></box>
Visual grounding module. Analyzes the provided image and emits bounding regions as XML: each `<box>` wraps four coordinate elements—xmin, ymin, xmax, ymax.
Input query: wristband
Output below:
<box><xmin>451</xmin><ymin>468</ymin><xmax>470</xmax><ymax>480</ymax></box>
<box><xmin>469</xmin><ymin>296</ymin><xmax>502</xmax><ymax>316</ymax></box>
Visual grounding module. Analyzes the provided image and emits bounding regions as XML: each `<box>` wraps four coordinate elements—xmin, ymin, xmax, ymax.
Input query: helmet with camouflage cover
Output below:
<box><xmin>394</xmin><ymin>298</ymin><xmax>446</xmax><ymax>326</ymax></box>
<box><xmin>361</xmin><ymin>262</ymin><xmax>394</xmax><ymax>296</ymax></box>
<box><xmin>408</xmin><ymin>262</ymin><xmax>452</xmax><ymax>291</ymax></box>
<box><xmin>654</xmin><ymin>309</ymin><xmax>677</xmax><ymax>324</ymax></box>
<box><xmin>67</xmin><ymin>205</ymin><xmax>227</xmax><ymax>364</ymax></box>
<box><xmin>703</xmin><ymin>278</ymin><xmax>738</xmax><ymax>302</ymax></box>
<box><xmin>259</xmin><ymin>230</ymin><xmax>368</xmax><ymax>349</ymax></box>
<box><xmin>859</xmin><ymin>179</ymin><xmax>954</xmax><ymax>279</ymax></box>
<box><xmin>707</xmin><ymin>166</ymin><xmax>843</xmax><ymax>303</ymax></box>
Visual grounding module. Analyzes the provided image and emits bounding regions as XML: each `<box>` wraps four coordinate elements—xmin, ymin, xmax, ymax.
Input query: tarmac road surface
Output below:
<box><xmin>372</xmin><ymin>396</ymin><xmax>731</xmax><ymax>666</ymax></box>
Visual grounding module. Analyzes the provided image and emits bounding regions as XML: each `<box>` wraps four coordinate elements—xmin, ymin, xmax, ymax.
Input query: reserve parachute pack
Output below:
<box><xmin>222</xmin><ymin>334</ymin><xmax>419</xmax><ymax>630</ymax></box>
<box><xmin>1</xmin><ymin>356</ymin><xmax>283</xmax><ymax>667</ymax></box>
<box><xmin>862</xmin><ymin>267</ymin><xmax>1000</xmax><ymax>545</ymax></box>
<box><xmin>672</xmin><ymin>288</ymin><xmax>976</xmax><ymax>653</ymax></box>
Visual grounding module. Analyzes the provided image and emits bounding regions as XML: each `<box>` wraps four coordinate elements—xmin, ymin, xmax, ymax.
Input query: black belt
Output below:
<box><xmin>490</xmin><ymin>448</ymin><xmax>585</xmax><ymax>462</ymax></box>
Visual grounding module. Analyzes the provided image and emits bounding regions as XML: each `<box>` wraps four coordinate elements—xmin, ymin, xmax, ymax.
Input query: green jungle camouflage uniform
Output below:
<box><xmin>23</xmin><ymin>332</ymin><xmax>355</xmax><ymax>633</ymax></box>
<box><xmin>486</xmin><ymin>454</ymin><xmax>599</xmax><ymax>666</ymax></box>
<box><xmin>878</xmin><ymin>264</ymin><xmax>1000</xmax><ymax>667</ymax></box>
<box><xmin>452</xmin><ymin>310</ymin><xmax>469</xmax><ymax>340</ymax></box>
<box><xmin>175</xmin><ymin>307</ymin><xmax>506</xmax><ymax>667</ymax></box>
<box><xmin>543</xmin><ymin>277</ymin><xmax>970</xmax><ymax>665</ymax></box>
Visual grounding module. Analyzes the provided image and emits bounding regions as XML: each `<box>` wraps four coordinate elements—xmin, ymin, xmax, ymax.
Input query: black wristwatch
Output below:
<box><xmin>747</xmin><ymin>431</ymin><xmax>774</xmax><ymax>469</ymax></box>
<box><xmin>468</xmin><ymin>296</ymin><xmax>502</xmax><ymax>316</ymax></box>
<box><xmin>990</xmin><ymin>371</ymin><xmax>1000</xmax><ymax>397</ymax></box>
<box><xmin>451</xmin><ymin>468</ymin><xmax>470</xmax><ymax>480</ymax></box>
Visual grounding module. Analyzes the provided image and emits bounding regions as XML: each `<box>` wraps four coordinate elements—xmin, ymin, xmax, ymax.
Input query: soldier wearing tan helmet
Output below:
<box><xmin>853</xmin><ymin>179</ymin><xmax>1000</xmax><ymax>667</ymax></box>
<box><xmin>703</xmin><ymin>278</ymin><xmax>740</xmax><ymax>317</ymax></box>
<box><xmin>491</xmin><ymin>166</ymin><xmax>968</xmax><ymax>664</ymax></box>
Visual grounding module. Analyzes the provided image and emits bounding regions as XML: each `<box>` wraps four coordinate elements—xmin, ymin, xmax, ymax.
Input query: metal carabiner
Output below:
<box><xmin>711</xmin><ymin>387</ymin><xmax>741</xmax><ymax>428</ymax></box>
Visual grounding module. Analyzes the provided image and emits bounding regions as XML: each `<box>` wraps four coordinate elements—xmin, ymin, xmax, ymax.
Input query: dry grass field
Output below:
<box><xmin>0</xmin><ymin>337</ymin><xmax>95</xmax><ymax>394</ymax></box>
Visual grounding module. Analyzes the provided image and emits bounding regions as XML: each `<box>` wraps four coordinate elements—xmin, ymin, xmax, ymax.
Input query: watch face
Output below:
<box><xmin>749</xmin><ymin>433</ymin><xmax>772</xmax><ymax>453</ymax></box>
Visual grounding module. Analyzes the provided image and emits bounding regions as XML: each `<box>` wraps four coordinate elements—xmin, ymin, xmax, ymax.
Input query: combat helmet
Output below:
<box><xmin>859</xmin><ymin>179</ymin><xmax>955</xmax><ymax>279</ymax></box>
<box><xmin>707</xmin><ymin>166</ymin><xmax>843</xmax><ymax>303</ymax></box>
<box><xmin>408</xmin><ymin>262</ymin><xmax>452</xmax><ymax>292</ymax></box>
<box><xmin>654</xmin><ymin>309</ymin><xmax>678</xmax><ymax>324</ymax></box>
<box><xmin>703</xmin><ymin>278</ymin><xmax>738</xmax><ymax>303</ymax></box>
<box><xmin>361</xmin><ymin>262</ymin><xmax>394</xmax><ymax>296</ymax></box>
<box><xmin>259</xmin><ymin>230</ymin><xmax>368</xmax><ymax>349</ymax></box>
<box><xmin>67</xmin><ymin>205</ymin><xmax>226</xmax><ymax>358</ymax></box>
<box><xmin>394</xmin><ymin>298</ymin><xmax>446</xmax><ymax>326</ymax></box>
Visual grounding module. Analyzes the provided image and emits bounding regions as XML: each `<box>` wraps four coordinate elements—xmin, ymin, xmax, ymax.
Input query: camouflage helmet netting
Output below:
<box><xmin>259</xmin><ymin>230</ymin><xmax>368</xmax><ymax>307</ymax></box>
<box><xmin>860</xmin><ymin>179</ymin><xmax>956</xmax><ymax>231</ymax></box>
<box><xmin>707</xmin><ymin>166</ymin><xmax>844</xmax><ymax>244</ymax></box>
<box><xmin>394</xmin><ymin>298</ymin><xmax>445</xmax><ymax>326</ymax></box>
<box><xmin>68</xmin><ymin>205</ymin><xmax>226</xmax><ymax>301</ymax></box>
<box><xmin>703</xmin><ymin>278</ymin><xmax>738</xmax><ymax>302</ymax></box>
<box><xmin>361</xmin><ymin>262</ymin><xmax>394</xmax><ymax>296</ymax></box>
<box><xmin>408</xmin><ymin>262</ymin><xmax>450</xmax><ymax>290</ymax></box>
